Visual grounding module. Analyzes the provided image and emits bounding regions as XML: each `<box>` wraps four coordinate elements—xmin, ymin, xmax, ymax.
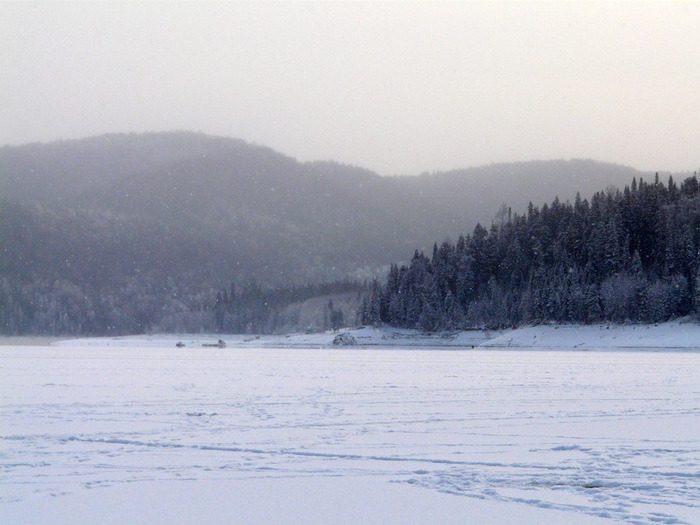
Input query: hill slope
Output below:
<box><xmin>0</xmin><ymin>131</ymin><xmax>658</xmax><ymax>333</ymax></box>
<box><xmin>2</xmin><ymin>132</ymin><xmax>648</xmax><ymax>280</ymax></box>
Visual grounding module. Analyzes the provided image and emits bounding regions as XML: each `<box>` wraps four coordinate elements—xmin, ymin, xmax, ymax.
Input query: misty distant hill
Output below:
<box><xmin>1</xmin><ymin>131</ymin><xmax>650</xmax><ymax>288</ymax></box>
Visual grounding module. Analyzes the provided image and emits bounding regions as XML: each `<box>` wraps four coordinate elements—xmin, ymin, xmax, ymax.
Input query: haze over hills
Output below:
<box><xmin>2</xmin><ymin>131</ymin><xmax>651</xmax><ymax>281</ymax></box>
<box><xmin>1</xmin><ymin>131</ymin><xmax>681</xmax><ymax>334</ymax></box>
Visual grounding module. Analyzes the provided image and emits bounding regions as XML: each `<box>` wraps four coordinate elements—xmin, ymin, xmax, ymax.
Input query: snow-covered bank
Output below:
<box><xmin>0</xmin><ymin>336</ymin><xmax>68</xmax><ymax>346</ymax></box>
<box><xmin>52</xmin><ymin>327</ymin><xmax>492</xmax><ymax>350</ymax></box>
<box><xmin>53</xmin><ymin>319</ymin><xmax>699</xmax><ymax>351</ymax></box>
<box><xmin>481</xmin><ymin>319</ymin><xmax>699</xmax><ymax>351</ymax></box>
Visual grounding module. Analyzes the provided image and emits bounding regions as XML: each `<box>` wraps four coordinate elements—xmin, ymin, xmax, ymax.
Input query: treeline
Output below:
<box><xmin>0</xmin><ymin>272</ymin><xmax>366</xmax><ymax>336</ymax></box>
<box><xmin>361</xmin><ymin>175</ymin><xmax>699</xmax><ymax>330</ymax></box>
<box><xmin>212</xmin><ymin>279</ymin><xmax>366</xmax><ymax>334</ymax></box>
<box><xmin>0</xmin><ymin>272</ymin><xmax>215</xmax><ymax>336</ymax></box>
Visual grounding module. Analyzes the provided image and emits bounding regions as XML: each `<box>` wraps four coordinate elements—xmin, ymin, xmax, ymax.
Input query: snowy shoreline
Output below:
<box><xmin>47</xmin><ymin>318</ymin><xmax>699</xmax><ymax>351</ymax></box>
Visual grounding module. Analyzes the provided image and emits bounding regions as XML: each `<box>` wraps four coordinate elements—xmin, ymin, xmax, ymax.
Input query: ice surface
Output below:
<box><xmin>1</xmin><ymin>343</ymin><xmax>699</xmax><ymax>524</ymax></box>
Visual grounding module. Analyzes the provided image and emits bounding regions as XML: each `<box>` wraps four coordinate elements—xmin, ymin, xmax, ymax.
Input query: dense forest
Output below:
<box><xmin>211</xmin><ymin>280</ymin><xmax>365</xmax><ymax>335</ymax></box>
<box><xmin>2</xmin><ymin>132</ymin><xmax>658</xmax><ymax>336</ymax></box>
<box><xmin>361</xmin><ymin>175</ymin><xmax>699</xmax><ymax>330</ymax></box>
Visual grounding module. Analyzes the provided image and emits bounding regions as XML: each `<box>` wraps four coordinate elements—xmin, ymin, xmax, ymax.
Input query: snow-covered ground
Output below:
<box><xmin>1</xmin><ymin>337</ymin><xmax>698</xmax><ymax>523</ymax></box>
<box><xmin>49</xmin><ymin>326</ymin><xmax>491</xmax><ymax>350</ymax></box>
<box><xmin>51</xmin><ymin>318</ymin><xmax>699</xmax><ymax>351</ymax></box>
<box><xmin>481</xmin><ymin>320</ymin><xmax>699</xmax><ymax>351</ymax></box>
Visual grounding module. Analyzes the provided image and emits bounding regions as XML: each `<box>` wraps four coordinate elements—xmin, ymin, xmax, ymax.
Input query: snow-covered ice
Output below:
<box><xmin>1</xmin><ymin>336</ymin><xmax>699</xmax><ymax>523</ymax></box>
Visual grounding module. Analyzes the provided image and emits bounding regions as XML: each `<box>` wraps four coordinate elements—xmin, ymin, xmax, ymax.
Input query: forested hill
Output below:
<box><xmin>361</xmin><ymin>175</ymin><xmax>700</xmax><ymax>330</ymax></box>
<box><xmin>2</xmin><ymin>132</ymin><xmax>646</xmax><ymax>279</ymax></box>
<box><xmin>0</xmin><ymin>131</ymin><xmax>679</xmax><ymax>335</ymax></box>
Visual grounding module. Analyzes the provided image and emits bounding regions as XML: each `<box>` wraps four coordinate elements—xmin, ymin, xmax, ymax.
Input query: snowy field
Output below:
<box><xmin>1</xmin><ymin>339</ymin><xmax>699</xmax><ymax>524</ymax></box>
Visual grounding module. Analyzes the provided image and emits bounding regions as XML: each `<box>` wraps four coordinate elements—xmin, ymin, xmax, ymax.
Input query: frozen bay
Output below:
<box><xmin>1</xmin><ymin>345</ymin><xmax>698</xmax><ymax>524</ymax></box>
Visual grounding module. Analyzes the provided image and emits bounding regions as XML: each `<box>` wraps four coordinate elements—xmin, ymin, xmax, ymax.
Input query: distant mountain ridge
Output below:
<box><xmin>1</xmin><ymin>132</ymin><xmax>657</xmax><ymax>289</ymax></box>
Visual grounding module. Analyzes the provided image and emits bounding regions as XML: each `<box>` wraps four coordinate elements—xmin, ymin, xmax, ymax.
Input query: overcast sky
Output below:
<box><xmin>2</xmin><ymin>1</ymin><xmax>698</xmax><ymax>175</ymax></box>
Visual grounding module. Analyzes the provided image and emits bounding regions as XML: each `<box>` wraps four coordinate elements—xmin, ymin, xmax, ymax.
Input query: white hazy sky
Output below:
<box><xmin>2</xmin><ymin>1</ymin><xmax>698</xmax><ymax>175</ymax></box>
